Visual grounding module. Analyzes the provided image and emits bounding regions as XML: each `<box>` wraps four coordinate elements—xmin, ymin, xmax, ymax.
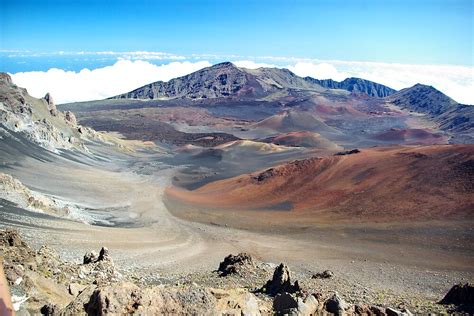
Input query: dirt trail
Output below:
<box><xmin>0</xmin><ymin>146</ymin><xmax>473</xmax><ymax>303</ymax></box>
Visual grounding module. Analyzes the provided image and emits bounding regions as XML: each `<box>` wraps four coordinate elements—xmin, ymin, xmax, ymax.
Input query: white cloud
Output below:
<box><xmin>284</xmin><ymin>61</ymin><xmax>473</xmax><ymax>104</ymax></box>
<box><xmin>335</xmin><ymin>61</ymin><xmax>473</xmax><ymax>104</ymax></box>
<box><xmin>8</xmin><ymin>56</ymin><xmax>474</xmax><ymax>105</ymax></box>
<box><xmin>10</xmin><ymin>60</ymin><xmax>211</xmax><ymax>104</ymax></box>
<box><xmin>287</xmin><ymin>62</ymin><xmax>349</xmax><ymax>81</ymax></box>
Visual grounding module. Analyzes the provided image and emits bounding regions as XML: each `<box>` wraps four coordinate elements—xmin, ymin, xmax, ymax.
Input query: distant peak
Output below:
<box><xmin>412</xmin><ymin>83</ymin><xmax>434</xmax><ymax>90</ymax></box>
<box><xmin>342</xmin><ymin>77</ymin><xmax>361</xmax><ymax>81</ymax></box>
<box><xmin>212</xmin><ymin>61</ymin><xmax>237</xmax><ymax>69</ymax></box>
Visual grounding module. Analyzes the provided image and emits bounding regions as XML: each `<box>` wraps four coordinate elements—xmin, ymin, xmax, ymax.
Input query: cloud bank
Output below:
<box><xmin>9</xmin><ymin>56</ymin><xmax>473</xmax><ymax>104</ymax></box>
<box><xmin>10</xmin><ymin>60</ymin><xmax>211</xmax><ymax>103</ymax></box>
<box><xmin>285</xmin><ymin>60</ymin><xmax>473</xmax><ymax>105</ymax></box>
<box><xmin>237</xmin><ymin>59</ymin><xmax>473</xmax><ymax>104</ymax></box>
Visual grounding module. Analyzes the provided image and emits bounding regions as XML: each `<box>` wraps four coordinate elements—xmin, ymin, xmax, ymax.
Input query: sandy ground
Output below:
<box><xmin>0</xmin><ymin>144</ymin><xmax>473</xmax><ymax>307</ymax></box>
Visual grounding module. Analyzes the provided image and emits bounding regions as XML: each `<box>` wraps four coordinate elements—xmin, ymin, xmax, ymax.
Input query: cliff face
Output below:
<box><xmin>305</xmin><ymin>76</ymin><xmax>396</xmax><ymax>97</ymax></box>
<box><xmin>0</xmin><ymin>73</ymin><xmax>111</xmax><ymax>153</ymax></box>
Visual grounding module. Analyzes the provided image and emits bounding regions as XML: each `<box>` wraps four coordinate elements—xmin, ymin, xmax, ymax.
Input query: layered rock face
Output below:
<box><xmin>0</xmin><ymin>173</ymin><xmax>71</xmax><ymax>217</ymax></box>
<box><xmin>0</xmin><ymin>72</ymin><xmax>114</xmax><ymax>154</ymax></box>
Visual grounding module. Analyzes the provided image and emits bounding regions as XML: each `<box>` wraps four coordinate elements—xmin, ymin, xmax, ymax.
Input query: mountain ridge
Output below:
<box><xmin>304</xmin><ymin>76</ymin><xmax>396</xmax><ymax>97</ymax></box>
<box><xmin>386</xmin><ymin>83</ymin><xmax>473</xmax><ymax>139</ymax></box>
<box><xmin>111</xmin><ymin>62</ymin><xmax>396</xmax><ymax>100</ymax></box>
<box><xmin>111</xmin><ymin>62</ymin><xmax>324</xmax><ymax>100</ymax></box>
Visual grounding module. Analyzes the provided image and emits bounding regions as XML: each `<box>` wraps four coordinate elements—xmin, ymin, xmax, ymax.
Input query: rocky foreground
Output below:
<box><xmin>1</xmin><ymin>230</ymin><xmax>473</xmax><ymax>315</ymax></box>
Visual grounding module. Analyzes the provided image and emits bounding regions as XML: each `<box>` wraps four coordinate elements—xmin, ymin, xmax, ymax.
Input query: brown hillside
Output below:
<box><xmin>166</xmin><ymin>145</ymin><xmax>474</xmax><ymax>223</ymax></box>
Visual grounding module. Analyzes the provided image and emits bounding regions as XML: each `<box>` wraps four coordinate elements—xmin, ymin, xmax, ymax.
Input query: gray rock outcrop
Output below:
<box><xmin>440</xmin><ymin>283</ymin><xmax>474</xmax><ymax>305</ymax></box>
<box><xmin>260</xmin><ymin>263</ymin><xmax>301</xmax><ymax>296</ymax></box>
<box><xmin>218</xmin><ymin>252</ymin><xmax>255</xmax><ymax>276</ymax></box>
<box><xmin>324</xmin><ymin>292</ymin><xmax>350</xmax><ymax>315</ymax></box>
<box><xmin>43</xmin><ymin>93</ymin><xmax>57</xmax><ymax>116</ymax></box>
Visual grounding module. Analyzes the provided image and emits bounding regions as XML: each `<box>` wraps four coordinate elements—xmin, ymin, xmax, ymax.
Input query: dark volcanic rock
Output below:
<box><xmin>98</xmin><ymin>247</ymin><xmax>111</xmax><ymax>262</ymax></box>
<box><xmin>273</xmin><ymin>292</ymin><xmax>320</xmax><ymax>315</ymax></box>
<box><xmin>260</xmin><ymin>263</ymin><xmax>301</xmax><ymax>296</ymax></box>
<box><xmin>335</xmin><ymin>149</ymin><xmax>361</xmax><ymax>156</ymax></box>
<box><xmin>218</xmin><ymin>252</ymin><xmax>255</xmax><ymax>276</ymax></box>
<box><xmin>440</xmin><ymin>283</ymin><xmax>474</xmax><ymax>305</ymax></box>
<box><xmin>305</xmin><ymin>76</ymin><xmax>396</xmax><ymax>97</ymax></box>
<box><xmin>40</xmin><ymin>303</ymin><xmax>59</xmax><ymax>315</ymax></box>
<box><xmin>83</xmin><ymin>251</ymin><xmax>99</xmax><ymax>264</ymax></box>
<box><xmin>273</xmin><ymin>292</ymin><xmax>298</xmax><ymax>313</ymax></box>
<box><xmin>312</xmin><ymin>270</ymin><xmax>334</xmax><ymax>279</ymax></box>
<box><xmin>111</xmin><ymin>62</ymin><xmax>321</xmax><ymax>100</ymax></box>
<box><xmin>324</xmin><ymin>292</ymin><xmax>350</xmax><ymax>315</ymax></box>
<box><xmin>83</xmin><ymin>247</ymin><xmax>112</xmax><ymax>264</ymax></box>
<box><xmin>253</xmin><ymin>168</ymin><xmax>277</xmax><ymax>182</ymax></box>
<box><xmin>79</xmin><ymin>116</ymin><xmax>240</xmax><ymax>147</ymax></box>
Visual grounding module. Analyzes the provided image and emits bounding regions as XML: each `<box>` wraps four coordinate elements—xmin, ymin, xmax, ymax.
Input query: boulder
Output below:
<box><xmin>273</xmin><ymin>292</ymin><xmax>298</xmax><ymax>313</ymax></box>
<box><xmin>218</xmin><ymin>252</ymin><xmax>254</xmax><ymax>276</ymax></box>
<box><xmin>212</xmin><ymin>288</ymin><xmax>260</xmax><ymax>315</ymax></box>
<box><xmin>297</xmin><ymin>294</ymin><xmax>319</xmax><ymax>315</ymax></box>
<box><xmin>354</xmin><ymin>304</ymin><xmax>371</xmax><ymax>314</ymax></box>
<box><xmin>4</xmin><ymin>264</ymin><xmax>24</xmax><ymax>285</ymax></box>
<box><xmin>83</xmin><ymin>247</ymin><xmax>110</xmax><ymax>264</ymax></box>
<box><xmin>354</xmin><ymin>304</ymin><xmax>389</xmax><ymax>315</ymax></box>
<box><xmin>241</xmin><ymin>292</ymin><xmax>260</xmax><ymax>316</ymax></box>
<box><xmin>0</xmin><ymin>229</ymin><xmax>24</xmax><ymax>247</ymax></box>
<box><xmin>98</xmin><ymin>247</ymin><xmax>111</xmax><ymax>262</ymax></box>
<box><xmin>260</xmin><ymin>263</ymin><xmax>301</xmax><ymax>296</ymax></box>
<box><xmin>312</xmin><ymin>270</ymin><xmax>334</xmax><ymax>279</ymax></box>
<box><xmin>83</xmin><ymin>251</ymin><xmax>98</xmax><ymax>264</ymax></box>
<box><xmin>273</xmin><ymin>292</ymin><xmax>319</xmax><ymax>315</ymax></box>
<box><xmin>440</xmin><ymin>283</ymin><xmax>474</xmax><ymax>305</ymax></box>
<box><xmin>43</xmin><ymin>93</ymin><xmax>57</xmax><ymax>116</ymax></box>
<box><xmin>40</xmin><ymin>303</ymin><xmax>59</xmax><ymax>315</ymax></box>
<box><xmin>85</xmin><ymin>283</ymin><xmax>142</xmax><ymax>314</ymax></box>
<box><xmin>64</xmin><ymin>111</ymin><xmax>77</xmax><ymax>126</ymax></box>
<box><xmin>324</xmin><ymin>292</ymin><xmax>350</xmax><ymax>315</ymax></box>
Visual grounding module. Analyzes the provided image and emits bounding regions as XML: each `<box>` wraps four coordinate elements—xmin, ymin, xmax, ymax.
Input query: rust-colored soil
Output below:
<box><xmin>270</xmin><ymin>131</ymin><xmax>341</xmax><ymax>149</ymax></box>
<box><xmin>374</xmin><ymin>128</ymin><xmax>449</xmax><ymax>144</ymax></box>
<box><xmin>166</xmin><ymin>145</ymin><xmax>474</xmax><ymax>224</ymax></box>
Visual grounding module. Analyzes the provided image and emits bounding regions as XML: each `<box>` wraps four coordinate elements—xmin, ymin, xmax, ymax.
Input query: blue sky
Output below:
<box><xmin>1</xmin><ymin>0</ymin><xmax>473</xmax><ymax>66</ymax></box>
